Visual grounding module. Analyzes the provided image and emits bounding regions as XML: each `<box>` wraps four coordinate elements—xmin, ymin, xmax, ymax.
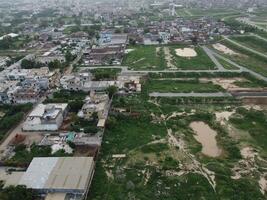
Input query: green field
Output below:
<box><xmin>90</xmin><ymin>68</ymin><xmax>121</xmax><ymax>81</ymax></box>
<box><xmin>230</xmin><ymin>36</ymin><xmax>267</xmax><ymax>54</ymax></box>
<box><xmin>175</xmin><ymin>8</ymin><xmax>240</xmax><ymax>19</ymax></box>
<box><xmin>212</xmin><ymin>40</ymin><xmax>267</xmax><ymax>77</ymax></box>
<box><xmin>122</xmin><ymin>46</ymin><xmax>167</xmax><ymax>70</ymax></box>
<box><xmin>169</xmin><ymin>46</ymin><xmax>216</xmax><ymax>70</ymax></box>
<box><xmin>216</xmin><ymin>57</ymin><xmax>240</xmax><ymax>70</ymax></box>
<box><xmin>145</xmin><ymin>79</ymin><xmax>225</xmax><ymax>93</ymax></box>
<box><xmin>123</xmin><ymin>45</ymin><xmax>216</xmax><ymax>70</ymax></box>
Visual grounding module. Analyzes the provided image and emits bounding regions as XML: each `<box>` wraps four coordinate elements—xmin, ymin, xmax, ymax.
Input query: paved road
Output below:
<box><xmin>209</xmin><ymin>48</ymin><xmax>267</xmax><ymax>82</ymax></box>
<box><xmin>223</xmin><ymin>36</ymin><xmax>267</xmax><ymax>59</ymax></box>
<box><xmin>202</xmin><ymin>46</ymin><xmax>224</xmax><ymax>70</ymax></box>
<box><xmin>78</xmin><ymin>47</ymin><xmax>267</xmax><ymax>84</ymax></box>
<box><xmin>251</xmin><ymin>34</ymin><xmax>267</xmax><ymax>43</ymax></box>
<box><xmin>233</xmin><ymin>33</ymin><xmax>267</xmax><ymax>43</ymax></box>
<box><xmin>79</xmin><ymin>66</ymin><xmax>128</xmax><ymax>73</ymax></box>
<box><xmin>79</xmin><ymin>65</ymin><xmax>234</xmax><ymax>74</ymax></box>
<box><xmin>149</xmin><ymin>92</ymin><xmax>232</xmax><ymax>97</ymax></box>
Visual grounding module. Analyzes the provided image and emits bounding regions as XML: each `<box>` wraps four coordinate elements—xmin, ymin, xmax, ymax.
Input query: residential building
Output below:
<box><xmin>23</xmin><ymin>103</ymin><xmax>68</xmax><ymax>131</ymax></box>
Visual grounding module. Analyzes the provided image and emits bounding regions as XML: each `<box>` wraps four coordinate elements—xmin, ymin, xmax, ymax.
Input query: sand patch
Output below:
<box><xmin>166</xmin><ymin>129</ymin><xmax>216</xmax><ymax>190</ymax></box>
<box><xmin>164</xmin><ymin>47</ymin><xmax>176</xmax><ymax>68</ymax></box>
<box><xmin>231</xmin><ymin>147</ymin><xmax>267</xmax><ymax>194</ymax></box>
<box><xmin>156</xmin><ymin>47</ymin><xmax>161</xmax><ymax>54</ymax></box>
<box><xmin>175</xmin><ymin>48</ymin><xmax>197</xmax><ymax>57</ymax></box>
<box><xmin>215</xmin><ymin>111</ymin><xmax>235</xmax><ymax>125</ymax></box>
<box><xmin>213</xmin><ymin>43</ymin><xmax>238</xmax><ymax>55</ymax></box>
<box><xmin>125</xmin><ymin>49</ymin><xmax>135</xmax><ymax>54</ymax></box>
<box><xmin>200</xmin><ymin>78</ymin><xmax>245</xmax><ymax>90</ymax></box>
<box><xmin>190</xmin><ymin>122</ymin><xmax>222</xmax><ymax>157</ymax></box>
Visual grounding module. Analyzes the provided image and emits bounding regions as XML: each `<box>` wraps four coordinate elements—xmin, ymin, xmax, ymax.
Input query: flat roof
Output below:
<box><xmin>19</xmin><ymin>157</ymin><xmax>94</xmax><ymax>192</ymax></box>
<box><xmin>29</xmin><ymin>103</ymin><xmax>68</xmax><ymax>117</ymax></box>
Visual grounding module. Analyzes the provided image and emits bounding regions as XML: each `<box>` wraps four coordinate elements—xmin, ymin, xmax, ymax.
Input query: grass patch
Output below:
<box><xmin>145</xmin><ymin>79</ymin><xmax>225</xmax><ymax>93</ymax></box>
<box><xmin>230</xmin><ymin>108</ymin><xmax>267</xmax><ymax>152</ymax></box>
<box><xmin>230</xmin><ymin>36</ymin><xmax>267</xmax><ymax>54</ymax></box>
<box><xmin>122</xmin><ymin>45</ymin><xmax>167</xmax><ymax>70</ymax></box>
<box><xmin>215</xmin><ymin>40</ymin><xmax>267</xmax><ymax>77</ymax></box>
<box><xmin>90</xmin><ymin>68</ymin><xmax>121</xmax><ymax>81</ymax></box>
<box><xmin>169</xmin><ymin>46</ymin><xmax>215</xmax><ymax>70</ymax></box>
<box><xmin>216</xmin><ymin>57</ymin><xmax>240</xmax><ymax>70</ymax></box>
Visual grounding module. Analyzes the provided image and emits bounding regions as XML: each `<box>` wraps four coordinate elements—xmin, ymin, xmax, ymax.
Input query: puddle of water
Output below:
<box><xmin>190</xmin><ymin>121</ymin><xmax>222</xmax><ymax>157</ymax></box>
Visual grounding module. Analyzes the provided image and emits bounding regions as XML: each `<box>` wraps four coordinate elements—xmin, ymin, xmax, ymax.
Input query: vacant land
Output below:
<box><xmin>89</xmin><ymin>93</ymin><xmax>266</xmax><ymax>199</ymax></box>
<box><xmin>230</xmin><ymin>108</ymin><xmax>267</xmax><ymax>152</ymax></box>
<box><xmin>169</xmin><ymin>46</ymin><xmax>215</xmax><ymax>70</ymax></box>
<box><xmin>175</xmin><ymin>8</ymin><xmax>240</xmax><ymax>19</ymax></box>
<box><xmin>90</xmin><ymin>68</ymin><xmax>121</xmax><ymax>81</ymax></box>
<box><xmin>216</xmin><ymin>57</ymin><xmax>240</xmax><ymax>70</ymax></box>
<box><xmin>123</xmin><ymin>45</ymin><xmax>215</xmax><ymax>70</ymax></box>
<box><xmin>122</xmin><ymin>46</ymin><xmax>167</xmax><ymax>70</ymax></box>
<box><xmin>212</xmin><ymin>40</ymin><xmax>267</xmax><ymax>77</ymax></box>
<box><xmin>145</xmin><ymin>79</ymin><xmax>225</xmax><ymax>93</ymax></box>
<box><xmin>230</xmin><ymin>36</ymin><xmax>267</xmax><ymax>54</ymax></box>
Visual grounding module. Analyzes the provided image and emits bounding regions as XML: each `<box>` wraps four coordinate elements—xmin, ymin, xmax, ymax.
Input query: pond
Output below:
<box><xmin>190</xmin><ymin>121</ymin><xmax>222</xmax><ymax>157</ymax></box>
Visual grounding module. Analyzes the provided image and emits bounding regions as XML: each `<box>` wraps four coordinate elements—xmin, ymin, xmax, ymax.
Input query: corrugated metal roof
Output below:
<box><xmin>18</xmin><ymin>157</ymin><xmax>94</xmax><ymax>192</ymax></box>
<box><xmin>44</xmin><ymin>157</ymin><xmax>94</xmax><ymax>190</ymax></box>
<box><xmin>19</xmin><ymin>157</ymin><xmax>58</xmax><ymax>189</ymax></box>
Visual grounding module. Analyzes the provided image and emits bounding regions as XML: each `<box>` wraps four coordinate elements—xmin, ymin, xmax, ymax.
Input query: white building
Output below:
<box><xmin>2</xmin><ymin>157</ymin><xmax>95</xmax><ymax>200</ymax></box>
<box><xmin>23</xmin><ymin>103</ymin><xmax>68</xmax><ymax>131</ymax></box>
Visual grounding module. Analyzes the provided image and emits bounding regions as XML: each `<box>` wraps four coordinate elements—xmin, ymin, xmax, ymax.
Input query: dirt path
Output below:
<box><xmin>132</xmin><ymin>58</ymin><xmax>145</xmax><ymax>64</ymax></box>
<box><xmin>163</xmin><ymin>47</ymin><xmax>176</xmax><ymax>68</ymax></box>
<box><xmin>151</xmin><ymin>102</ymin><xmax>217</xmax><ymax>191</ymax></box>
<box><xmin>231</xmin><ymin>147</ymin><xmax>267</xmax><ymax>194</ymax></box>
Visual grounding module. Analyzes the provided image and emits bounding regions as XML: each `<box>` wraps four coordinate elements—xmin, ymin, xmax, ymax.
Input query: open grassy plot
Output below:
<box><xmin>144</xmin><ymin>79</ymin><xmax>225</xmax><ymax>93</ymax></box>
<box><xmin>169</xmin><ymin>46</ymin><xmax>216</xmax><ymax>70</ymax></box>
<box><xmin>123</xmin><ymin>45</ymin><xmax>215</xmax><ymax>70</ymax></box>
<box><xmin>230</xmin><ymin>36</ymin><xmax>267</xmax><ymax>54</ymax></box>
<box><xmin>176</xmin><ymin>8</ymin><xmax>193</xmax><ymax>18</ymax></box>
<box><xmin>89</xmin><ymin>93</ymin><xmax>266</xmax><ymax>199</ymax></box>
<box><xmin>122</xmin><ymin>46</ymin><xmax>167</xmax><ymax>70</ymax></box>
<box><xmin>90</xmin><ymin>68</ymin><xmax>121</xmax><ymax>81</ymax></box>
<box><xmin>175</xmin><ymin>8</ymin><xmax>240</xmax><ymax>19</ymax></box>
<box><xmin>212</xmin><ymin>40</ymin><xmax>267</xmax><ymax>77</ymax></box>
<box><xmin>216</xmin><ymin>57</ymin><xmax>240</xmax><ymax>70</ymax></box>
<box><xmin>188</xmin><ymin>8</ymin><xmax>240</xmax><ymax>18</ymax></box>
<box><xmin>230</xmin><ymin>108</ymin><xmax>267</xmax><ymax>153</ymax></box>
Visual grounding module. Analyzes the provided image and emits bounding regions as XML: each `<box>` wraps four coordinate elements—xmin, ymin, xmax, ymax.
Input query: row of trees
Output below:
<box><xmin>0</xmin><ymin>184</ymin><xmax>36</xmax><ymax>200</ymax></box>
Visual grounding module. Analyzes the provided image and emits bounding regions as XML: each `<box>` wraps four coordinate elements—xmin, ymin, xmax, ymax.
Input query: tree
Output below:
<box><xmin>0</xmin><ymin>185</ymin><xmax>37</xmax><ymax>200</ymax></box>
<box><xmin>65</xmin><ymin>51</ymin><xmax>74</xmax><ymax>63</ymax></box>
<box><xmin>191</xmin><ymin>36</ymin><xmax>198</xmax><ymax>46</ymax></box>
<box><xmin>157</xmin><ymin>38</ymin><xmax>163</xmax><ymax>44</ymax></box>
<box><xmin>106</xmin><ymin>86</ymin><xmax>118</xmax><ymax>99</ymax></box>
<box><xmin>0</xmin><ymin>36</ymin><xmax>13</xmax><ymax>49</ymax></box>
<box><xmin>21</xmin><ymin>59</ymin><xmax>43</xmax><ymax>69</ymax></box>
<box><xmin>106</xmin><ymin>116</ymin><xmax>117</xmax><ymax>128</ymax></box>
<box><xmin>68</xmin><ymin>100</ymin><xmax>84</xmax><ymax>113</ymax></box>
<box><xmin>48</xmin><ymin>59</ymin><xmax>61</xmax><ymax>69</ymax></box>
<box><xmin>129</xmin><ymin>38</ymin><xmax>136</xmax><ymax>46</ymax></box>
<box><xmin>115</xmin><ymin>29</ymin><xmax>122</xmax><ymax>34</ymax></box>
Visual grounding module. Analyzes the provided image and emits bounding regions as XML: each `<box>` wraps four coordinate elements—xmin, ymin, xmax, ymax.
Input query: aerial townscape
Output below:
<box><xmin>0</xmin><ymin>0</ymin><xmax>267</xmax><ymax>199</ymax></box>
